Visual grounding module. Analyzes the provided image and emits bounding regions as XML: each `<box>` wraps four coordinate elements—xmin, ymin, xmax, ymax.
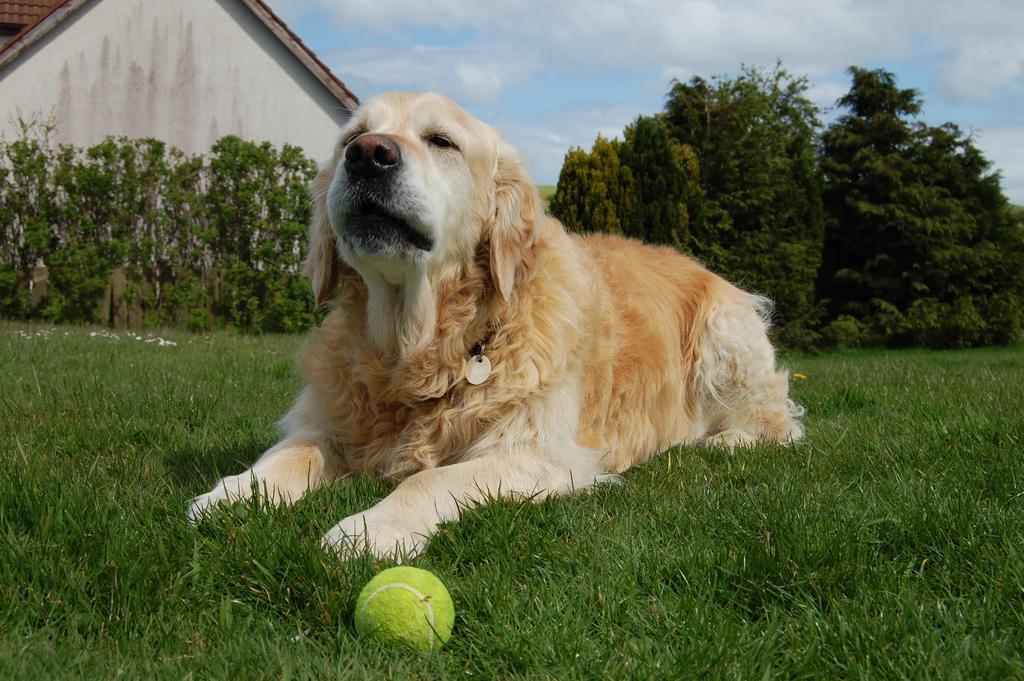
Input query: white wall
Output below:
<box><xmin>0</xmin><ymin>0</ymin><xmax>350</xmax><ymax>164</ymax></box>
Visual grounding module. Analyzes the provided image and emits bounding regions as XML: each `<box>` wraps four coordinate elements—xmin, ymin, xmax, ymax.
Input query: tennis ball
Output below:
<box><xmin>354</xmin><ymin>566</ymin><xmax>455</xmax><ymax>651</ymax></box>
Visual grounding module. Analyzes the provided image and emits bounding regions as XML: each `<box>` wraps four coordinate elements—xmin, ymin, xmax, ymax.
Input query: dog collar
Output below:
<box><xmin>466</xmin><ymin>331</ymin><xmax>494</xmax><ymax>385</ymax></box>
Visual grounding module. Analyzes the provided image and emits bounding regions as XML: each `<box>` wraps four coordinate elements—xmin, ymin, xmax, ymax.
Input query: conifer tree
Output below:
<box><xmin>548</xmin><ymin>147</ymin><xmax>591</xmax><ymax>233</ymax></box>
<box><xmin>618</xmin><ymin>115</ymin><xmax>701</xmax><ymax>247</ymax></box>
<box><xmin>549</xmin><ymin>136</ymin><xmax>635</xmax><ymax>235</ymax></box>
<box><xmin>819</xmin><ymin>67</ymin><xmax>1024</xmax><ymax>347</ymax></box>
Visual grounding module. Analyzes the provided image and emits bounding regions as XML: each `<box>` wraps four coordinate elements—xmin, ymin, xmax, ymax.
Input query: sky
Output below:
<box><xmin>268</xmin><ymin>0</ymin><xmax>1024</xmax><ymax>204</ymax></box>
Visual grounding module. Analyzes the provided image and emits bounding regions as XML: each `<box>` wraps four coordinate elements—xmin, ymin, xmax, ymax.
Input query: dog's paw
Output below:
<box><xmin>705</xmin><ymin>428</ymin><xmax>758</xmax><ymax>450</ymax></box>
<box><xmin>187</xmin><ymin>487</ymin><xmax>232</xmax><ymax>524</ymax></box>
<box><xmin>186</xmin><ymin>476</ymin><xmax>249</xmax><ymax>524</ymax></box>
<box><xmin>187</xmin><ymin>492</ymin><xmax>216</xmax><ymax>524</ymax></box>
<box><xmin>321</xmin><ymin>509</ymin><xmax>429</xmax><ymax>560</ymax></box>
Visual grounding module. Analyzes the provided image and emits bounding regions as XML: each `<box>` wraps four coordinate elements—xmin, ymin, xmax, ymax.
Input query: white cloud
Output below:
<box><xmin>325</xmin><ymin>44</ymin><xmax>541</xmax><ymax>106</ymax></box>
<box><xmin>807</xmin><ymin>80</ymin><xmax>850</xmax><ymax>118</ymax></box>
<box><xmin>973</xmin><ymin>125</ymin><xmax>1024</xmax><ymax>205</ymax></box>
<box><xmin>933</xmin><ymin>39</ymin><xmax>1024</xmax><ymax>103</ymax></box>
<box><xmin>482</xmin><ymin>102</ymin><xmax>662</xmax><ymax>184</ymax></box>
<box><xmin>454</xmin><ymin>64</ymin><xmax>503</xmax><ymax>104</ymax></box>
<box><xmin>280</xmin><ymin>1</ymin><xmax>1024</xmax><ymax>89</ymax></box>
<box><xmin>288</xmin><ymin>0</ymin><xmax>486</xmax><ymax>31</ymax></box>
<box><xmin>268</xmin><ymin>0</ymin><xmax>1024</xmax><ymax>194</ymax></box>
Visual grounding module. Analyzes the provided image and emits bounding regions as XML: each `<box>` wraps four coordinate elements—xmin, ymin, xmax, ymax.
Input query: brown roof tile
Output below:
<box><xmin>0</xmin><ymin>0</ymin><xmax>59</xmax><ymax>27</ymax></box>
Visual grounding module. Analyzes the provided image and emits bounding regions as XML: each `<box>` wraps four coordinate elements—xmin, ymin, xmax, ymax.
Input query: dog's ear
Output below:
<box><xmin>488</xmin><ymin>145</ymin><xmax>541</xmax><ymax>302</ymax></box>
<box><xmin>304</xmin><ymin>165</ymin><xmax>340</xmax><ymax>307</ymax></box>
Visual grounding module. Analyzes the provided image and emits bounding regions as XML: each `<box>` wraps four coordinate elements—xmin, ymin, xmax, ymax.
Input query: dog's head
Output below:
<box><xmin>307</xmin><ymin>92</ymin><xmax>540</xmax><ymax>307</ymax></box>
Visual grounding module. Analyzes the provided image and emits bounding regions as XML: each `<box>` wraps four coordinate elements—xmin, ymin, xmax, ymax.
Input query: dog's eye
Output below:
<box><xmin>425</xmin><ymin>133</ymin><xmax>459</xmax><ymax>151</ymax></box>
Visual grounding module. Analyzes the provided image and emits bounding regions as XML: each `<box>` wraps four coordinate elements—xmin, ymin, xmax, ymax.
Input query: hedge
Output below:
<box><xmin>0</xmin><ymin>122</ymin><xmax>318</xmax><ymax>333</ymax></box>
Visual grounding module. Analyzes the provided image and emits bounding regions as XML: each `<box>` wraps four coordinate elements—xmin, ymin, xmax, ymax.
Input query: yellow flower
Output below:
<box><xmin>793</xmin><ymin>372</ymin><xmax>808</xmax><ymax>380</ymax></box>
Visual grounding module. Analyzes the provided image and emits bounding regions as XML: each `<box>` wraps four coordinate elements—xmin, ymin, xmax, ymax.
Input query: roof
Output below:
<box><xmin>240</xmin><ymin>0</ymin><xmax>358</xmax><ymax>109</ymax></box>
<box><xmin>0</xmin><ymin>0</ymin><xmax>359</xmax><ymax>109</ymax></box>
<box><xmin>0</xmin><ymin>0</ymin><xmax>56</xmax><ymax>28</ymax></box>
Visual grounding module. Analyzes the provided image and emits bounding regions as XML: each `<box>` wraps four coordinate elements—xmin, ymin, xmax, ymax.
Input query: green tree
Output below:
<box><xmin>205</xmin><ymin>136</ymin><xmax>317</xmax><ymax>332</ymax></box>
<box><xmin>819</xmin><ymin>67</ymin><xmax>1024</xmax><ymax>347</ymax></box>
<box><xmin>549</xmin><ymin>135</ymin><xmax>635</xmax><ymax>235</ymax></box>
<box><xmin>549</xmin><ymin>147</ymin><xmax>589</xmax><ymax>233</ymax></box>
<box><xmin>618</xmin><ymin>114</ymin><xmax>700</xmax><ymax>247</ymax></box>
<box><xmin>665</xmin><ymin>64</ymin><xmax>825</xmax><ymax>347</ymax></box>
<box><xmin>0</xmin><ymin>121</ymin><xmax>63</xmax><ymax>318</ymax></box>
<box><xmin>44</xmin><ymin>139</ymin><xmax>132</xmax><ymax>322</ymax></box>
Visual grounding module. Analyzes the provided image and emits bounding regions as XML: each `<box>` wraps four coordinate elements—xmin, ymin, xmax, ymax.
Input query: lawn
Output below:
<box><xmin>538</xmin><ymin>184</ymin><xmax>557</xmax><ymax>212</ymax></box>
<box><xmin>1</xmin><ymin>322</ymin><xmax>1022</xmax><ymax>678</ymax></box>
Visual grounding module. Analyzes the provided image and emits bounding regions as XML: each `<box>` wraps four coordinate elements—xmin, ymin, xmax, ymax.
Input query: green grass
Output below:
<box><xmin>2</xmin><ymin>321</ymin><xmax>1023</xmax><ymax>678</ymax></box>
<box><xmin>538</xmin><ymin>184</ymin><xmax>557</xmax><ymax>212</ymax></box>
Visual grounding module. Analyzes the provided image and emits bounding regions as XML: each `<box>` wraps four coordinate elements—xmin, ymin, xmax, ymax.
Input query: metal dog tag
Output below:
<box><xmin>466</xmin><ymin>354</ymin><xmax>491</xmax><ymax>385</ymax></box>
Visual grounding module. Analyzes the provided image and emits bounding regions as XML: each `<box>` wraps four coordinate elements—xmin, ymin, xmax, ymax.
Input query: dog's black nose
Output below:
<box><xmin>344</xmin><ymin>134</ymin><xmax>402</xmax><ymax>178</ymax></box>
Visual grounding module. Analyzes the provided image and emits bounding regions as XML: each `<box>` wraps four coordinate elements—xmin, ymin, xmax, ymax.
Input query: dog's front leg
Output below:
<box><xmin>321</xmin><ymin>444</ymin><xmax>605</xmax><ymax>559</ymax></box>
<box><xmin>187</xmin><ymin>439</ymin><xmax>342</xmax><ymax>522</ymax></box>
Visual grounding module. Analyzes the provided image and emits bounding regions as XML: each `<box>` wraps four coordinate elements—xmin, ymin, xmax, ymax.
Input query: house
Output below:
<box><xmin>1</xmin><ymin>1</ymin><xmax>51</xmax><ymax>48</ymax></box>
<box><xmin>0</xmin><ymin>0</ymin><xmax>358</xmax><ymax>163</ymax></box>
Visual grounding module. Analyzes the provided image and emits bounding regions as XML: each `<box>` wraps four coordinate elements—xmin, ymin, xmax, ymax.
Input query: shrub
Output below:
<box><xmin>822</xmin><ymin>315</ymin><xmax>866</xmax><ymax>349</ymax></box>
<box><xmin>0</xmin><ymin>124</ymin><xmax>318</xmax><ymax>332</ymax></box>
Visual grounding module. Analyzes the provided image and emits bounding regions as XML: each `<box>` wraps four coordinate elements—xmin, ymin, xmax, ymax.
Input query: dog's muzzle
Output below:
<box><xmin>339</xmin><ymin>134</ymin><xmax>433</xmax><ymax>254</ymax></box>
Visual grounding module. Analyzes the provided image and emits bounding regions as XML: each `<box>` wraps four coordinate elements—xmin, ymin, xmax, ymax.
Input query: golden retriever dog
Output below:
<box><xmin>188</xmin><ymin>92</ymin><xmax>804</xmax><ymax>558</ymax></box>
